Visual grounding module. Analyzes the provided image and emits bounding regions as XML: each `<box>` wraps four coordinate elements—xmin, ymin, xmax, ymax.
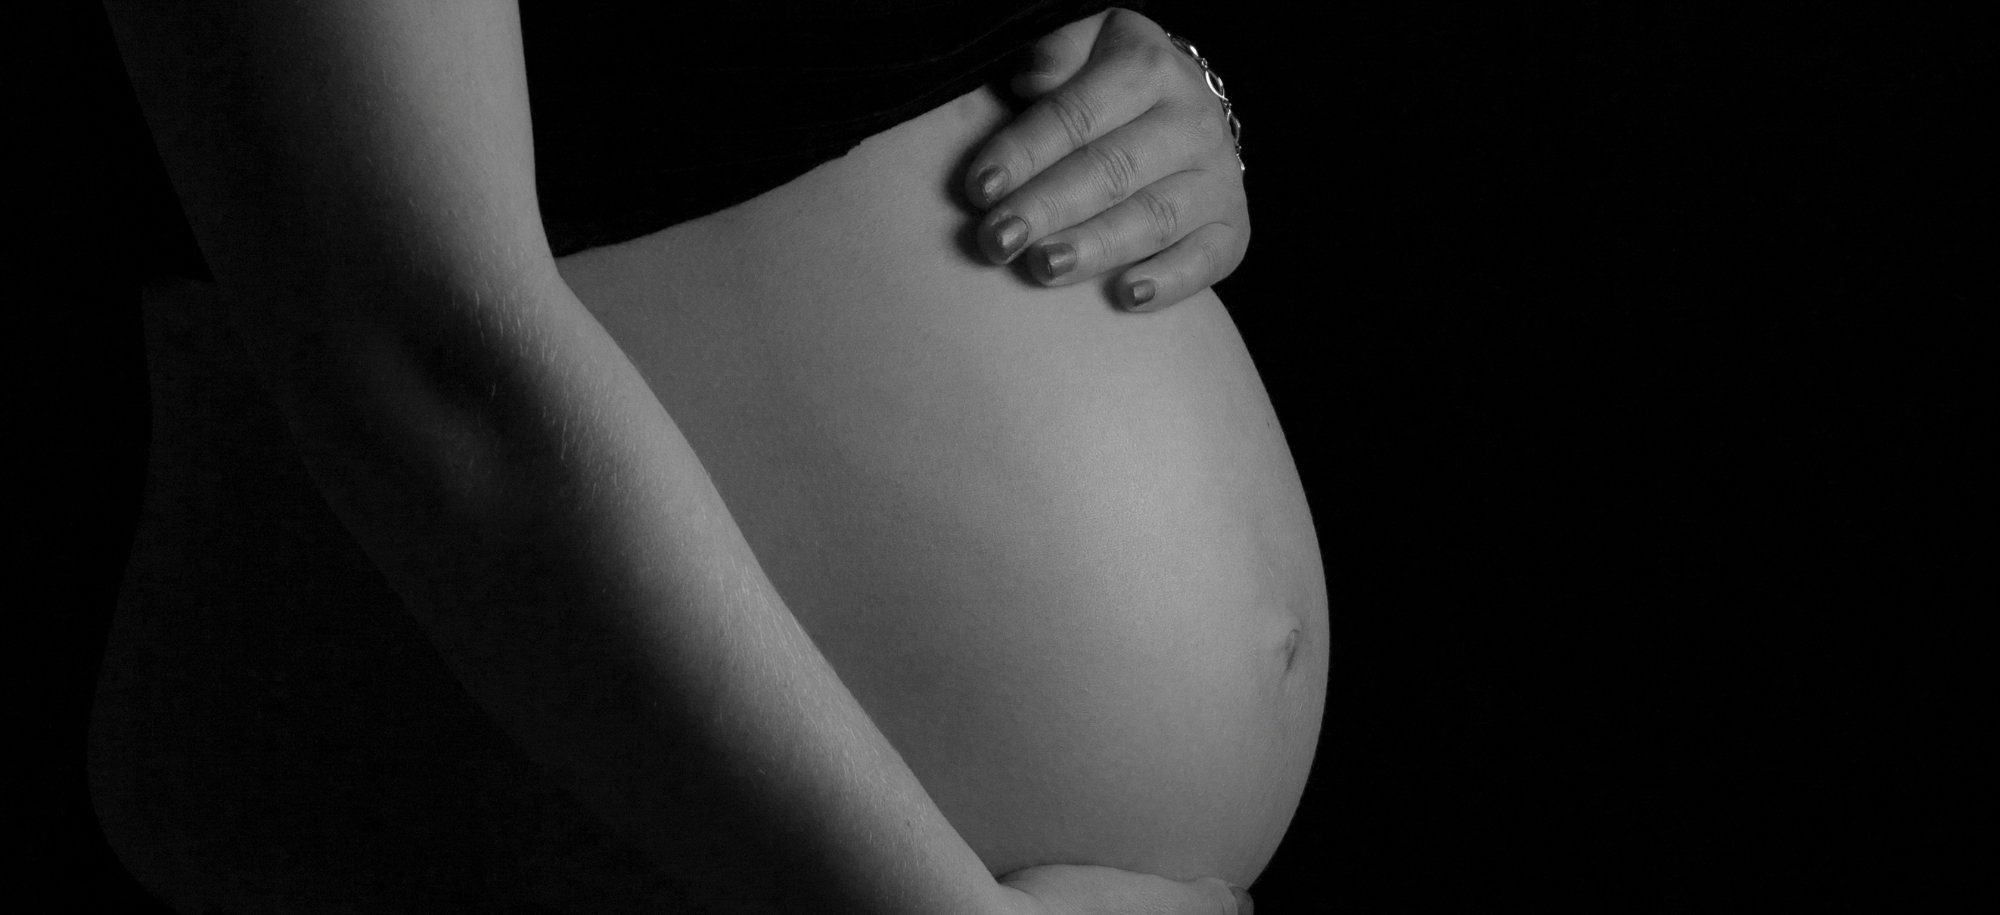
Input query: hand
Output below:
<box><xmin>994</xmin><ymin>864</ymin><xmax>1254</xmax><ymax>915</ymax></box>
<box><xmin>965</xmin><ymin>9</ymin><xmax>1250</xmax><ymax>313</ymax></box>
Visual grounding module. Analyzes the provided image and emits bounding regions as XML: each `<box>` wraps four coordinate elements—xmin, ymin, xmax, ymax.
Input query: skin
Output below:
<box><xmin>558</xmin><ymin>75</ymin><xmax>1323</xmax><ymax>896</ymax></box>
<box><xmin>89</xmin><ymin>2</ymin><xmax>1293</xmax><ymax>914</ymax></box>
<box><xmin>965</xmin><ymin>10</ymin><xmax>1253</xmax><ymax>313</ymax></box>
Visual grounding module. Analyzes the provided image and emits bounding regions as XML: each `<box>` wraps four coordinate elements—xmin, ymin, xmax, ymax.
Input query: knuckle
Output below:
<box><xmin>1082</xmin><ymin>142</ymin><xmax>1142</xmax><ymax>202</ymax></box>
<box><xmin>1175</xmin><ymin>104</ymin><xmax>1222</xmax><ymax>151</ymax></box>
<box><xmin>1136</xmin><ymin>52</ymin><xmax>1181</xmax><ymax>98</ymax></box>
<box><xmin>1082</xmin><ymin>221</ymin><xmax>1121</xmax><ymax>263</ymax></box>
<box><xmin>1198</xmin><ymin>232</ymin><xmax>1228</xmax><ymax>277</ymax></box>
<box><xmin>1045</xmin><ymin>90</ymin><xmax>1099</xmax><ymax>150</ymax></box>
<box><xmin>1031</xmin><ymin>196</ymin><xmax>1067</xmax><ymax>234</ymax></box>
<box><xmin>1020</xmin><ymin>190</ymin><xmax>1070</xmax><ymax>236</ymax></box>
<box><xmin>1174</xmin><ymin>95</ymin><xmax>1227</xmax><ymax>142</ymax></box>
<box><xmin>1136</xmin><ymin>39</ymin><xmax>1174</xmax><ymax>76</ymax></box>
<box><xmin>1100</xmin><ymin>21</ymin><xmax>1148</xmax><ymax>57</ymax></box>
<box><xmin>1136</xmin><ymin>188</ymin><xmax>1183</xmax><ymax>248</ymax></box>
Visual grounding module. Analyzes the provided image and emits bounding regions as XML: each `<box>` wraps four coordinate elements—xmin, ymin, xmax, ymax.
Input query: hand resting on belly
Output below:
<box><xmin>555</xmin><ymin>79</ymin><xmax>1326</xmax><ymax>887</ymax></box>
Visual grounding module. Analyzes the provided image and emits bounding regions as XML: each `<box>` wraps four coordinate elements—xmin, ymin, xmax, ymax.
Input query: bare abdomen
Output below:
<box><xmin>560</xmin><ymin>84</ymin><xmax>1327</xmax><ymax>884</ymax></box>
<box><xmin>91</xmin><ymin>85</ymin><xmax>1325</xmax><ymax>914</ymax></box>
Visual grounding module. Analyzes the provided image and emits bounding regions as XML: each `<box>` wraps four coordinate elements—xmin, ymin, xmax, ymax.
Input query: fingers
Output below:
<box><xmin>1009</xmin><ymin>164</ymin><xmax>1248</xmax><ymax>315</ymax></box>
<box><xmin>1197</xmin><ymin>877</ymin><xmax>1256</xmax><ymax>915</ymax></box>
<box><xmin>1117</xmin><ymin>220</ymin><xmax>1247</xmax><ymax>313</ymax></box>
<box><xmin>976</xmin><ymin>107</ymin><xmax>1210</xmax><ymax>265</ymax></box>
<box><xmin>1008</xmin><ymin>11</ymin><xmax>1107</xmax><ymax>99</ymax></box>
<box><xmin>964</xmin><ymin>7</ymin><xmax>1252</xmax><ymax>315</ymax></box>
<box><xmin>965</xmin><ymin>11</ymin><xmax>1174</xmax><ymax>214</ymax></box>
<box><xmin>1017</xmin><ymin>160</ymin><xmax>1239</xmax><ymax>282</ymax></box>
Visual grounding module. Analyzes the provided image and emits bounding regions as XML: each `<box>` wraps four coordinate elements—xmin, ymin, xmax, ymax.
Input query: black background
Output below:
<box><xmin>21</xmin><ymin>1</ymin><xmax>1979</xmax><ymax>912</ymax></box>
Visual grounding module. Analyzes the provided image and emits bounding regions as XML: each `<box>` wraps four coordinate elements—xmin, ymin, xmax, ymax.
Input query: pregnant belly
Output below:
<box><xmin>91</xmin><ymin>85</ymin><xmax>1325</xmax><ymax>911</ymax></box>
<box><xmin>559</xmin><ymin>85</ymin><xmax>1327</xmax><ymax>885</ymax></box>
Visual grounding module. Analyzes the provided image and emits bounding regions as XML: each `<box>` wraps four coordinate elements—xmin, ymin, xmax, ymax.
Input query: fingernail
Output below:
<box><xmin>992</xmin><ymin>216</ymin><xmax>1029</xmax><ymax>261</ymax></box>
<box><xmin>1127</xmin><ymin>278</ymin><xmax>1156</xmax><ymax>309</ymax></box>
<box><xmin>1036</xmin><ymin>242</ymin><xmax>1077</xmax><ymax>280</ymax></box>
<box><xmin>1229</xmin><ymin>884</ymin><xmax>1255</xmax><ymax>915</ymax></box>
<box><xmin>975</xmin><ymin>165</ymin><xmax>1008</xmax><ymax>207</ymax></box>
<box><xmin>1027</xmin><ymin>46</ymin><xmax>1058</xmax><ymax>76</ymax></box>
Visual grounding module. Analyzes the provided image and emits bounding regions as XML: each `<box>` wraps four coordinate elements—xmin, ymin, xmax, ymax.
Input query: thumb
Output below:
<box><xmin>1009</xmin><ymin>10</ymin><xmax>1110</xmax><ymax>99</ymax></box>
<box><xmin>1196</xmin><ymin>877</ymin><xmax>1257</xmax><ymax>915</ymax></box>
<box><xmin>998</xmin><ymin>864</ymin><xmax>1254</xmax><ymax>915</ymax></box>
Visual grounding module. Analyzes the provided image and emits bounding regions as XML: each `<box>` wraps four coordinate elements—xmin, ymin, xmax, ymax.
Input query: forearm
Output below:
<box><xmin>233</xmin><ymin>275</ymin><xmax>1006</xmax><ymax>915</ymax></box>
<box><xmin>102</xmin><ymin>0</ymin><xmax>1014</xmax><ymax>907</ymax></box>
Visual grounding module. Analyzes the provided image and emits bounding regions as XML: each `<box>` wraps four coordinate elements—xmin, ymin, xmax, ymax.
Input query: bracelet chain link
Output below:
<box><xmin>1165</xmin><ymin>32</ymin><xmax>1245</xmax><ymax>172</ymax></box>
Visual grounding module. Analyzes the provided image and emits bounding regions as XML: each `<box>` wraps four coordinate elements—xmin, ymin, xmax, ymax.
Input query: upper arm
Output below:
<box><xmin>104</xmin><ymin>0</ymin><xmax>556</xmax><ymax>309</ymax></box>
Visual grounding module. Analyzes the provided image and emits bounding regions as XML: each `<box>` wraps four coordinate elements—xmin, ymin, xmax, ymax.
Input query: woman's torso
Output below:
<box><xmin>92</xmin><ymin>42</ymin><xmax>1324</xmax><ymax>915</ymax></box>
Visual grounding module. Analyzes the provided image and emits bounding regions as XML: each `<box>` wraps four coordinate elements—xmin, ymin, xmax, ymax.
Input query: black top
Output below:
<box><xmin>523</xmin><ymin>0</ymin><xmax>1142</xmax><ymax>255</ymax></box>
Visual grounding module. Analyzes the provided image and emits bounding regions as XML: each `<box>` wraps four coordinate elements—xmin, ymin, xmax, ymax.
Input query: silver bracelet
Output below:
<box><xmin>1165</xmin><ymin>32</ymin><xmax>1245</xmax><ymax>172</ymax></box>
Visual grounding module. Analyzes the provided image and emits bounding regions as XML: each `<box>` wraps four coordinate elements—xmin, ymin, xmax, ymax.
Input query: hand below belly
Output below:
<box><xmin>558</xmin><ymin>86</ymin><xmax>1327</xmax><ymax>884</ymax></box>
